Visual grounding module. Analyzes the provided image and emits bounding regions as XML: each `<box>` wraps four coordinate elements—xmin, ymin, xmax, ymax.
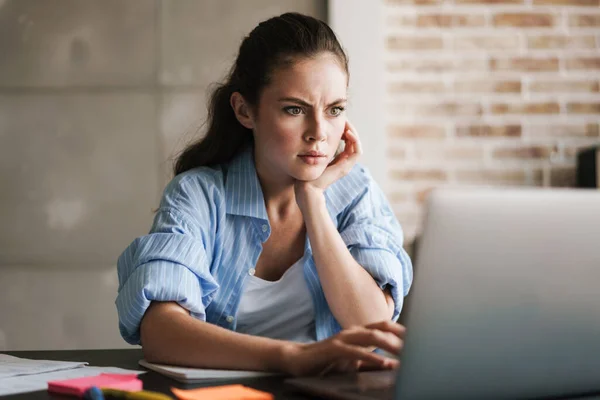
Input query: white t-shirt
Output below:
<box><xmin>235</xmin><ymin>256</ymin><xmax>316</xmax><ymax>343</ymax></box>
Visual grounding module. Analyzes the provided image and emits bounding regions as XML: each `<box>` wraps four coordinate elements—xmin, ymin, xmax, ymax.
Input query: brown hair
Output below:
<box><xmin>173</xmin><ymin>12</ymin><xmax>349</xmax><ymax>176</ymax></box>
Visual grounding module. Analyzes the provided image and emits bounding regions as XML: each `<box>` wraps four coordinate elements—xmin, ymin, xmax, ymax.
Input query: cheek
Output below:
<box><xmin>257</xmin><ymin>121</ymin><xmax>301</xmax><ymax>156</ymax></box>
<box><xmin>329</xmin><ymin>118</ymin><xmax>346</xmax><ymax>141</ymax></box>
<box><xmin>256</xmin><ymin>112</ymin><xmax>294</xmax><ymax>141</ymax></box>
<box><xmin>270</xmin><ymin>117</ymin><xmax>304</xmax><ymax>144</ymax></box>
<box><xmin>274</xmin><ymin>124</ymin><xmax>302</xmax><ymax>148</ymax></box>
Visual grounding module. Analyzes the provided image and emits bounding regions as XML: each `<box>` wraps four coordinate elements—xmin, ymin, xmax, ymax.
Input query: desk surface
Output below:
<box><xmin>2</xmin><ymin>349</ymin><xmax>311</xmax><ymax>400</ymax></box>
<box><xmin>3</xmin><ymin>349</ymin><xmax>600</xmax><ymax>400</ymax></box>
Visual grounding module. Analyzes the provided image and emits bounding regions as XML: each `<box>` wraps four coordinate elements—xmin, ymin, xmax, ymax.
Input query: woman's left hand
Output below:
<box><xmin>295</xmin><ymin>120</ymin><xmax>362</xmax><ymax>210</ymax></box>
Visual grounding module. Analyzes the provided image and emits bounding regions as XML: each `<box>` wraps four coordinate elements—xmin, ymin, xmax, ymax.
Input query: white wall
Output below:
<box><xmin>0</xmin><ymin>0</ymin><xmax>326</xmax><ymax>351</ymax></box>
<box><xmin>329</xmin><ymin>0</ymin><xmax>388</xmax><ymax>192</ymax></box>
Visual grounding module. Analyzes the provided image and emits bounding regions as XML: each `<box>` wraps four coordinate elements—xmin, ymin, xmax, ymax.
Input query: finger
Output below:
<box><xmin>329</xmin><ymin>128</ymin><xmax>352</xmax><ymax>165</ymax></box>
<box><xmin>344</xmin><ymin>125</ymin><xmax>361</xmax><ymax>156</ymax></box>
<box><xmin>318</xmin><ymin>361</ymin><xmax>338</xmax><ymax>377</ymax></box>
<box><xmin>340</xmin><ymin>328</ymin><xmax>403</xmax><ymax>355</ymax></box>
<box><xmin>346</xmin><ymin>119</ymin><xmax>358</xmax><ymax>135</ymax></box>
<box><xmin>341</xmin><ymin>127</ymin><xmax>355</xmax><ymax>155</ymax></box>
<box><xmin>319</xmin><ymin>359</ymin><xmax>360</xmax><ymax>377</ymax></box>
<box><xmin>357</xmin><ymin>358</ymin><xmax>400</xmax><ymax>372</ymax></box>
<box><xmin>338</xmin><ymin>129</ymin><xmax>353</xmax><ymax>158</ymax></box>
<box><xmin>353</xmin><ymin>130</ymin><xmax>362</xmax><ymax>155</ymax></box>
<box><xmin>338</xmin><ymin>360</ymin><xmax>360</xmax><ymax>373</ymax></box>
<box><xmin>345</xmin><ymin>121</ymin><xmax>362</xmax><ymax>155</ymax></box>
<box><xmin>341</xmin><ymin>135</ymin><xmax>361</xmax><ymax>168</ymax></box>
<box><xmin>319</xmin><ymin>149</ymin><xmax>355</xmax><ymax>183</ymax></box>
<box><xmin>328</xmin><ymin>340</ymin><xmax>392</xmax><ymax>366</ymax></box>
<box><xmin>364</xmin><ymin>320</ymin><xmax>406</xmax><ymax>338</ymax></box>
<box><xmin>345</xmin><ymin>119</ymin><xmax>358</xmax><ymax>140</ymax></box>
<box><xmin>328</xmin><ymin>149</ymin><xmax>349</xmax><ymax>167</ymax></box>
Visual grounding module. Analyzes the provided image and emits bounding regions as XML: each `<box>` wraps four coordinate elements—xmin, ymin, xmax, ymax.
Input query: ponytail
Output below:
<box><xmin>174</xmin><ymin>82</ymin><xmax>253</xmax><ymax>175</ymax></box>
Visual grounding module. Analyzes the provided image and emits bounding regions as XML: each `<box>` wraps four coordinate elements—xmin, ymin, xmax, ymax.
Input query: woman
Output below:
<box><xmin>116</xmin><ymin>12</ymin><xmax>413</xmax><ymax>376</ymax></box>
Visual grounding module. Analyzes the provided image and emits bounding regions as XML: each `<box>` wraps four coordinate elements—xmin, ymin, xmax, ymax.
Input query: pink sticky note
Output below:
<box><xmin>48</xmin><ymin>373</ymin><xmax>142</xmax><ymax>397</ymax></box>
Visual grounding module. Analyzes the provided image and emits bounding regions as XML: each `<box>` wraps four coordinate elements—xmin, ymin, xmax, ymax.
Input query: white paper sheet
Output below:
<box><xmin>0</xmin><ymin>366</ymin><xmax>143</xmax><ymax>396</ymax></box>
<box><xmin>0</xmin><ymin>354</ymin><xmax>87</xmax><ymax>379</ymax></box>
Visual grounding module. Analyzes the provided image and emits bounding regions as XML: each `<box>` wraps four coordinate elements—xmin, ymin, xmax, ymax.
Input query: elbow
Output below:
<box><xmin>140</xmin><ymin>329</ymin><xmax>162</xmax><ymax>364</ymax></box>
<box><xmin>140</xmin><ymin>301</ymin><xmax>189</xmax><ymax>363</ymax></box>
<box><xmin>139</xmin><ymin>302</ymin><xmax>164</xmax><ymax>363</ymax></box>
<box><xmin>141</xmin><ymin>345</ymin><xmax>161</xmax><ymax>365</ymax></box>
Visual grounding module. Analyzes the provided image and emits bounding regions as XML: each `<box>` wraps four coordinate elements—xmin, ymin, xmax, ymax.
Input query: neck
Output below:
<box><xmin>254</xmin><ymin>154</ymin><xmax>298</xmax><ymax>220</ymax></box>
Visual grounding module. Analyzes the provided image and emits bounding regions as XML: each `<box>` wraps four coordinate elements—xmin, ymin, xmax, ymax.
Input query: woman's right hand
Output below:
<box><xmin>279</xmin><ymin>320</ymin><xmax>405</xmax><ymax>377</ymax></box>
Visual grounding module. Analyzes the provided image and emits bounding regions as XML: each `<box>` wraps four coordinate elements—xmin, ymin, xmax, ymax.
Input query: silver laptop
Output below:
<box><xmin>286</xmin><ymin>187</ymin><xmax>600</xmax><ymax>400</ymax></box>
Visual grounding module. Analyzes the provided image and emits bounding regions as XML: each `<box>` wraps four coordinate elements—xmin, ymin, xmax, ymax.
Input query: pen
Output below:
<box><xmin>83</xmin><ymin>387</ymin><xmax>104</xmax><ymax>400</ymax></box>
<box><xmin>83</xmin><ymin>387</ymin><xmax>174</xmax><ymax>400</ymax></box>
<box><xmin>101</xmin><ymin>388</ymin><xmax>173</xmax><ymax>400</ymax></box>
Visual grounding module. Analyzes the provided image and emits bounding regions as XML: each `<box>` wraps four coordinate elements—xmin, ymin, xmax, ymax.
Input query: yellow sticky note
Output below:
<box><xmin>171</xmin><ymin>384</ymin><xmax>273</xmax><ymax>400</ymax></box>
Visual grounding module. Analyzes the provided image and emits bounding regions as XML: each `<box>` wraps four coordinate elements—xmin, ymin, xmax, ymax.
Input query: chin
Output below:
<box><xmin>291</xmin><ymin>166</ymin><xmax>327</xmax><ymax>182</ymax></box>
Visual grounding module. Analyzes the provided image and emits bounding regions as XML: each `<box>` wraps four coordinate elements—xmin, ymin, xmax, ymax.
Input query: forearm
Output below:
<box><xmin>140</xmin><ymin>301</ymin><xmax>291</xmax><ymax>372</ymax></box>
<box><xmin>302</xmin><ymin>191</ymin><xmax>392</xmax><ymax>328</ymax></box>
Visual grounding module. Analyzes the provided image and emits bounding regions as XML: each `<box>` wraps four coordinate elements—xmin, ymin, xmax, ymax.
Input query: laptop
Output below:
<box><xmin>286</xmin><ymin>187</ymin><xmax>600</xmax><ymax>400</ymax></box>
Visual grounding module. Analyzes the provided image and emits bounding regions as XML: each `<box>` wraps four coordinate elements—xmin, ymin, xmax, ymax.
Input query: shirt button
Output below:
<box><xmin>248</xmin><ymin>268</ymin><xmax>256</xmax><ymax>276</ymax></box>
<box><xmin>261</xmin><ymin>224</ymin><xmax>268</xmax><ymax>232</ymax></box>
<box><xmin>226</xmin><ymin>316</ymin><xmax>234</xmax><ymax>323</ymax></box>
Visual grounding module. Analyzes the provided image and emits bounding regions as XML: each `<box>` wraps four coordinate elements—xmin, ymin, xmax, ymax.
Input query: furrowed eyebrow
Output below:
<box><xmin>278</xmin><ymin>97</ymin><xmax>347</xmax><ymax>108</ymax></box>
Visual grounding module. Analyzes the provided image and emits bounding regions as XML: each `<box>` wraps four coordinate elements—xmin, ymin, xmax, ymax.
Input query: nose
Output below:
<box><xmin>304</xmin><ymin>115</ymin><xmax>327</xmax><ymax>143</ymax></box>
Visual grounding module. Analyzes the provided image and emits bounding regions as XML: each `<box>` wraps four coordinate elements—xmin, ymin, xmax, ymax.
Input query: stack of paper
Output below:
<box><xmin>0</xmin><ymin>354</ymin><xmax>87</xmax><ymax>379</ymax></box>
<box><xmin>0</xmin><ymin>354</ymin><xmax>142</xmax><ymax>396</ymax></box>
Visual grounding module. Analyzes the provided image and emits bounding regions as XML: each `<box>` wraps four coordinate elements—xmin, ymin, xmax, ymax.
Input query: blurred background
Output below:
<box><xmin>0</xmin><ymin>0</ymin><xmax>598</xmax><ymax>350</ymax></box>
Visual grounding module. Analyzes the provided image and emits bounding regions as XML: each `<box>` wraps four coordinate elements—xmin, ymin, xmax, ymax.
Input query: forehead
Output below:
<box><xmin>262</xmin><ymin>54</ymin><xmax>348</xmax><ymax>101</ymax></box>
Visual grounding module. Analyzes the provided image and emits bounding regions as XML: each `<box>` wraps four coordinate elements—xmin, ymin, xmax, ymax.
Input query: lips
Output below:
<box><xmin>298</xmin><ymin>151</ymin><xmax>327</xmax><ymax>165</ymax></box>
<box><xmin>299</xmin><ymin>151</ymin><xmax>326</xmax><ymax>157</ymax></box>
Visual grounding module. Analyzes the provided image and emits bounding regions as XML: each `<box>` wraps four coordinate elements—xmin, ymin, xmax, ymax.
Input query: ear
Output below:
<box><xmin>230</xmin><ymin>92</ymin><xmax>254</xmax><ymax>130</ymax></box>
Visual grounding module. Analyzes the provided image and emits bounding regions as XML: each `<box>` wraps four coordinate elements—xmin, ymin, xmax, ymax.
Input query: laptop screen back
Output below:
<box><xmin>396</xmin><ymin>188</ymin><xmax>600</xmax><ymax>400</ymax></box>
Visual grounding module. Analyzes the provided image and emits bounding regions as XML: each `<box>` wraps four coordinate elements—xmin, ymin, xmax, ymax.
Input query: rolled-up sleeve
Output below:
<box><xmin>338</xmin><ymin>181</ymin><xmax>413</xmax><ymax>322</ymax></box>
<box><xmin>116</xmin><ymin>175</ymin><xmax>221</xmax><ymax>344</ymax></box>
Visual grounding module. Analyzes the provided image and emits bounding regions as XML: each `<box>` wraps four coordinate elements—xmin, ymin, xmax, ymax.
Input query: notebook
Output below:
<box><xmin>138</xmin><ymin>360</ymin><xmax>279</xmax><ymax>383</ymax></box>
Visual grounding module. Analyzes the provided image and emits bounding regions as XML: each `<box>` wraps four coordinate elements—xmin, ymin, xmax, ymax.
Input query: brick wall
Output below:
<box><xmin>384</xmin><ymin>0</ymin><xmax>600</xmax><ymax>246</ymax></box>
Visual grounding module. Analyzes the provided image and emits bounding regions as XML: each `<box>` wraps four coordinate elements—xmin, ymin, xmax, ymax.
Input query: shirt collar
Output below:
<box><xmin>224</xmin><ymin>145</ymin><xmax>369</xmax><ymax>220</ymax></box>
<box><xmin>224</xmin><ymin>146</ymin><xmax>269</xmax><ymax>221</ymax></box>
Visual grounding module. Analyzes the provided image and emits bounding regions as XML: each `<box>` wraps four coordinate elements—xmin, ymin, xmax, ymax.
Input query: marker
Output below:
<box><xmin>83</xmin><ymin>387</ymin><xmax>173</xmax><ymax>400</ymax></box>
<box><xmin>83</xmin><ymin>387</ymin><xmax>104</xmax><ymax>400</ymax></box>
<box><xmin>102</xmin><ymin>388</ymin><xmax>173</xmax><ymax>400</ymax></box>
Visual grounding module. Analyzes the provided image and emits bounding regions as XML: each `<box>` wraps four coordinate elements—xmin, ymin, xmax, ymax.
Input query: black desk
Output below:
<box><xmin>3</xmin><ymin>350</ymin><xmax>600</xmax><ymax>400</ymax></box>
<box><xmin>2</xmin><ymin>349</ymin><xmax>311</xmax><ymax>400</ymax></box>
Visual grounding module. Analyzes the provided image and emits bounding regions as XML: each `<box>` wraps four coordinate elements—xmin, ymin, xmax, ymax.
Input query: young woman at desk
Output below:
<box><xmin>116</xmin><ymin>13</ymin><xmax>413</xmax><ymax>376</ymax></box>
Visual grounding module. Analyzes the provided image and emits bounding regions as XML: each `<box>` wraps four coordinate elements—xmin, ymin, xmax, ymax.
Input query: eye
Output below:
<box><xmin>329</xmin><ymin>106</ymin><xmax>345</xmax><ymax>117</ymax></box>
<box><xmin>284</xmin><ymin>106</ymin><xmax>303</xmax><ymax>116</ymax></box>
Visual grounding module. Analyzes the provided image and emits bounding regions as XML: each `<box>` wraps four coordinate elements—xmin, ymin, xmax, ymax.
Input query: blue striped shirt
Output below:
<box><xmin>116</xmin><ymin>146</ymin><xmax>413</xmax><ymax>345</ymax></box>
